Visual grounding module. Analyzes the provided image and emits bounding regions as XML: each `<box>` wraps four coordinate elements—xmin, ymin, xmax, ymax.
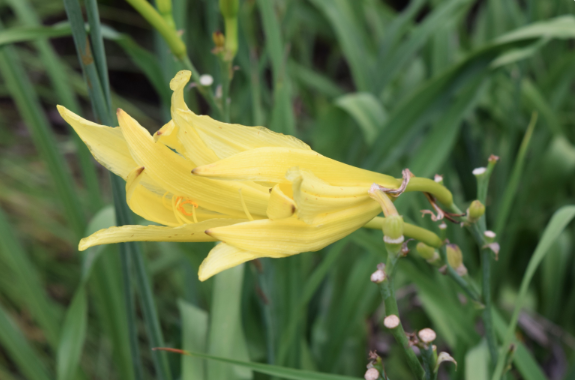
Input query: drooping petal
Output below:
<box><xmin>193</xmin><ymin>147</ymin><xmax>401</xmax><ymax>187</ymax></box>
<box><xmin>117</xmin><ymin>109</ymin><xmax>270</xmax><ymax>218</ymax></box>
<box><xmin>287</xmin><ymin>167</ymin><xmax>370</xmax><ymax>224</ymax></box>
<box><xmin>206</xmin><ymin>200</ymin><xmax>381</xmax><ymax>255</ymax></box>
<box><xmin>266</xmin><ymin>183</ymin><xmax>296</xmax><ymax>220</ymax></box>
<box><xmin>198</xmin><ymin>243</ymin><xmax>288</xmax><ymax>281</ymax></box>
<box><xmin>79</xmin><ymin>219</ymin><xmax>246</xmax><ymax>251</ymax></box>
<box><xmin>170</xmin><ymin>71</ymin><xmax>310</xmax><ymax>165</ymax></box>
<box><xmin>57</xmin><ymin>105</ymin><xmax>137</xmax><ymax>179</ymax></box>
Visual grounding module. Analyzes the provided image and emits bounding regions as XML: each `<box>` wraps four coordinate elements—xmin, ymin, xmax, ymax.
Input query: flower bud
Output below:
<box><xmin>364</xmin><ymin>368</ymin><xmax>380</xmax><ymax>380</ymax></box>
<box><xmin>467</xmin><ymin>200</ymin><xmax>485</xmax><ymax>222</ymax></box>
<box><xmin>416</xmin><ymin>242</ymin><xmax>436</xmax><ymax>260</ymax></box>
<box><xmin>446</xmin><ymin>244</ymin><xmax>463</xmax><ymax>269</ymax></box>
<box><xmin>383</xmin><ymin>215</ymin><xmax>404</xmax><ymax>243</ymax></box>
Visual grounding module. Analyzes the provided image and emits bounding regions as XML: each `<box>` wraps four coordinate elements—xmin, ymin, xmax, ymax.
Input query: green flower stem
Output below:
<box><xmin>364</xmin><ymin>217</ymin><xmax>443</xmax><ymax>248</ymax></box>
<box><xmin>481</xmin><ymin>247</ymin><xmax>497</xmax><ymax>364</ymax></box>
<box><xmin>378</xmin><ymin>250</ymin><xmax>425</xmax><ymax>379</ymax></box>
<box><xmin>438</xmin><ymin>246</ymin><xmax>482</xmax><ymax>304</ymax></box>
<box><xmin>180</xmin><ymin>56</ymin><xmax>223</xmax><ymax>118</ymax></box>
<box><xmin>126</xmin><ymin>0</ymin><xmax>185</xmax><ymax>59</ymax></box>
<box><xmin>406</xmin><ymin>178</ymin><xmax>453</xmax><ymax>207</ymax></box>
<box><xmin>447</xmin><ymin>201</ymin><xmax>498</xmax><ymax>366</ymax></box>
<box><xmin>421</xmin><ymin>345</ymin><xmax>436</xmax><ymax>380</ymax></box>
<box><xmin>220</xmin><ymin>59</ymin><xmax>232</xmax><ymax>123</ymax></box>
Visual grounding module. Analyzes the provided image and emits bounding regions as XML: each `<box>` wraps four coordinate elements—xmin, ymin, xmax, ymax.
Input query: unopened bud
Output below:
<box><xmin>484</xmin><ymin>230</ymin><xmax>496</xmax><ymax>243</ymax></box>
<box><xmin>446</xmin><ymin>244</ymin><xmax>463</xmax><ymax>269</ymax></box>
<box><xmin>364</xmin><ymin>368</ymin><xmax>379</xmax><ymax>380</ymax></box>
<box><xmin>384</xmin><ymin>315</ymin><xmax>400</xmax><ymax>329</ymax></box>
<box><xmin>467</xmin><ymin>200</ymin><xmax>485</xmax><ymax>222</ymax></box>
<box><xmin>416</xmin><ymin>242</ymin><xmax>436</xmax><ymax>260</ymax></box>
<box><xmin>418</xmin><ymin>328</ymin><xmax>437</xmax><ymax>343</ymax></box>
<box><xmin>383</xmin><ymin>215</ymin><xmax>404</xmax><ymax>248</ymax></box>
<box><xmin>370</xmin><ymin>269</ymin><xmax>386</xmax><ymax>283</ymax></box>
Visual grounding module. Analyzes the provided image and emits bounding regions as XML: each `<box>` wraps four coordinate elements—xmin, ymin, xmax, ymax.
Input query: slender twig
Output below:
<box><xmin>438</xmin><ymin>246</ymin><xmax>482</xmax><ymax>304</ymax></box>
<box><xmin>377</xmin><ymin>254</ymin><xmax>425</xmax><ymax>379</ymax></box>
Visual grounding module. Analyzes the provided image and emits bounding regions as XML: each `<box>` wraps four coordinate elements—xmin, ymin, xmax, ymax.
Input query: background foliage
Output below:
<box><xmin>0</xmin><ymin>0</ymin><xmax>575</xmax><ymax>379</ymax></box>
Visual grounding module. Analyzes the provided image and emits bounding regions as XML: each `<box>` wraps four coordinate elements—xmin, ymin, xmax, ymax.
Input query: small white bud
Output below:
<box><xmin>370</xmin><ymin>269</ymin><xmax>386</xmax><ymax>283</ymax></box>
<box><xmin>199</xmin><ymin>74</ymin><xmax>214</xmax><ymax>86</ymax></box>
<box><xmin>364</xmin><ymin>368</ymin><xmax>379</xmax><ymax>380</ymax></box>
<box><xmin>418</xmin><ymin>328</ymin><xmax>437</xmax><ymax>343</ymax></box>
<box><xmin>384</xmin><ymin>315</ymin><xmax>400</xmax><ymax>329</ymax></box>
<box><xmin>472</xmin><ymin>167</ymin><xmax>487</xmax><ymax>176</ymax></box>
<box><xmin>434</xmin><ymin>174</ymin><xmax>443</xmax><ymax>183</ymax></box>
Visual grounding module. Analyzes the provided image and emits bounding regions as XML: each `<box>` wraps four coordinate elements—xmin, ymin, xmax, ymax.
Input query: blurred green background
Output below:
<box><xmin>1</xmin><ymin>0</ymin><xmax>575</xmax><ymax>379</ymax></box>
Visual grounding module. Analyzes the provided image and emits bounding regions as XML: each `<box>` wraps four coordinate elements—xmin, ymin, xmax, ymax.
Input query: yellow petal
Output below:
<box><xmin>79</xmin><ymin>218</ymin><xmax>245</xmax><ymax>251</ymax></box>
<box><xmin>193</xmin><ymin>147</ymin><xmax>401</xmax><ymax>187</ymax></box>
<box><xmin>198</xmin><ymin>243</ymin><xmax>288</xmax><ymax>281</ymax></box>
<box><xmin>288</xmin><ymin>167</ymin><xmax>370</xmax><ymax>224</ymax></box>
<box><xmin>170</xmin><ymin>71</ymin><xmax>310</xmax><ymax>164</ymax></box>
<box><xmin>117</xmin><ymin>109</ymin><xmax>270</xmax><ymax>218</ymax></box>
<box><xmin>170</xmin><ymin>71</ymin><xmax>223</xmax><ymax>166</ymax></box>
<box><xmin>57</xmin><ymin>105</ymin><xmax>137</xmax><ymax>179</ymax></box>
<box><xmin>207</xmin><ymin>200</ymin><xmax>381</xmax><ymax>255</ymax></box>
<box><xmin>153</xmin><ymin>119</ymin><xmax>187</xmax><ymax>156</ymax></box>
<box><xmin>126</xmin><ymin>166</ymin><xmax>181</xmax><ymax>226</ymax></box>
<box><xmin>126</xmin><ymin>166</ymin><xmax>230</xmax><ymax>226</ymax></box>
<box><xmin>266</xmin><ymin>183</ymin><xmax>296</xmax><ymax>220</ymax></box>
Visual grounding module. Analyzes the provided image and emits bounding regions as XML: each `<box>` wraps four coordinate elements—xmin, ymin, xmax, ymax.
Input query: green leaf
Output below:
<box><xmin>207</xmin><ymin>264</ymin><xmax>252</xmax><ymax>380</ymax></box>
<box><xmin>161</xmin><ymin>349</ymin><xmax>362</xmax><ymax>380</ymax></box>
<box><xmin>0</xmin><ymin>303</ymin><xmax>52</xmax><ymax>380</ymax></box>
<box><xmin>335</xmin><ymin>93</ymin><xmax>386</xmax><ymax>144</ymax></box>
<box><xmin>179</xmin><ymin>299</ymin><xmax>209</xmax><ymax>380</ymax></box>
<box><xmin>0</xmin><ymin>206</ymin><xmax>62</xmax><ymax>346</ymax></box>
<box><xmin>308</xmin><ymin>0</ymin><xmax>373</xmax><ymax>92</ymax></box>
<box><xmin>0</xmin><ymin>22</ymin><xmax>71</xmax><ymax>46</ymax></box>
<box><xmin>492</xmin><ymin>206</ymin><xmax>575</xmax><ymax>380</ymax></box>
<box><xmin>57</xmin><ymin>290</ymin><xmax>88</xmax><ymax>380</ymax></box>
<box><xmin>465</xmin><ymin>340</ymin><xmax>489</xmax><ymax>380</ymax></box>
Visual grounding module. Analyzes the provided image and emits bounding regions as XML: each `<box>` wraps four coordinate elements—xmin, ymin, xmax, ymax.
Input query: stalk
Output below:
<box><xmin>377</xmin><ymin>252</ymin><xmax>425</xmax><ymax>379</ymax></box>
<box><xmin>64</xmin><ymin>1</ymin><xmax>172</xmax><ymax>379</ymax></box>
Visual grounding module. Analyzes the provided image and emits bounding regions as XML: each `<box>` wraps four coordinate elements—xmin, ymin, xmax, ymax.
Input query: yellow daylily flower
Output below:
<box><xmin>59</xmin><ymin>70</ymin><xmax>453</xmax><ymax>282</ymax></box>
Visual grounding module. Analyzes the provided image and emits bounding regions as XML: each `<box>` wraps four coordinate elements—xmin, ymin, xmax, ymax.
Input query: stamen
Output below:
<box><xmin>172</xmin><ymin>196</ymin><xmax>187</xmax><ymax>225</ymax></box>
<box><xmin>238</xmin><ymin>188</ymin><xmax>254</xmax><ymax>221</ymax></box>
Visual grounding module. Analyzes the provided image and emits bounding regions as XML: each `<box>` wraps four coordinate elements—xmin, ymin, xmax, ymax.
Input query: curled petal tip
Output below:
<box><xmin>204</xmin><ymin>229</ymin><xmax>213</xmax><ymax>237</ymax></box>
